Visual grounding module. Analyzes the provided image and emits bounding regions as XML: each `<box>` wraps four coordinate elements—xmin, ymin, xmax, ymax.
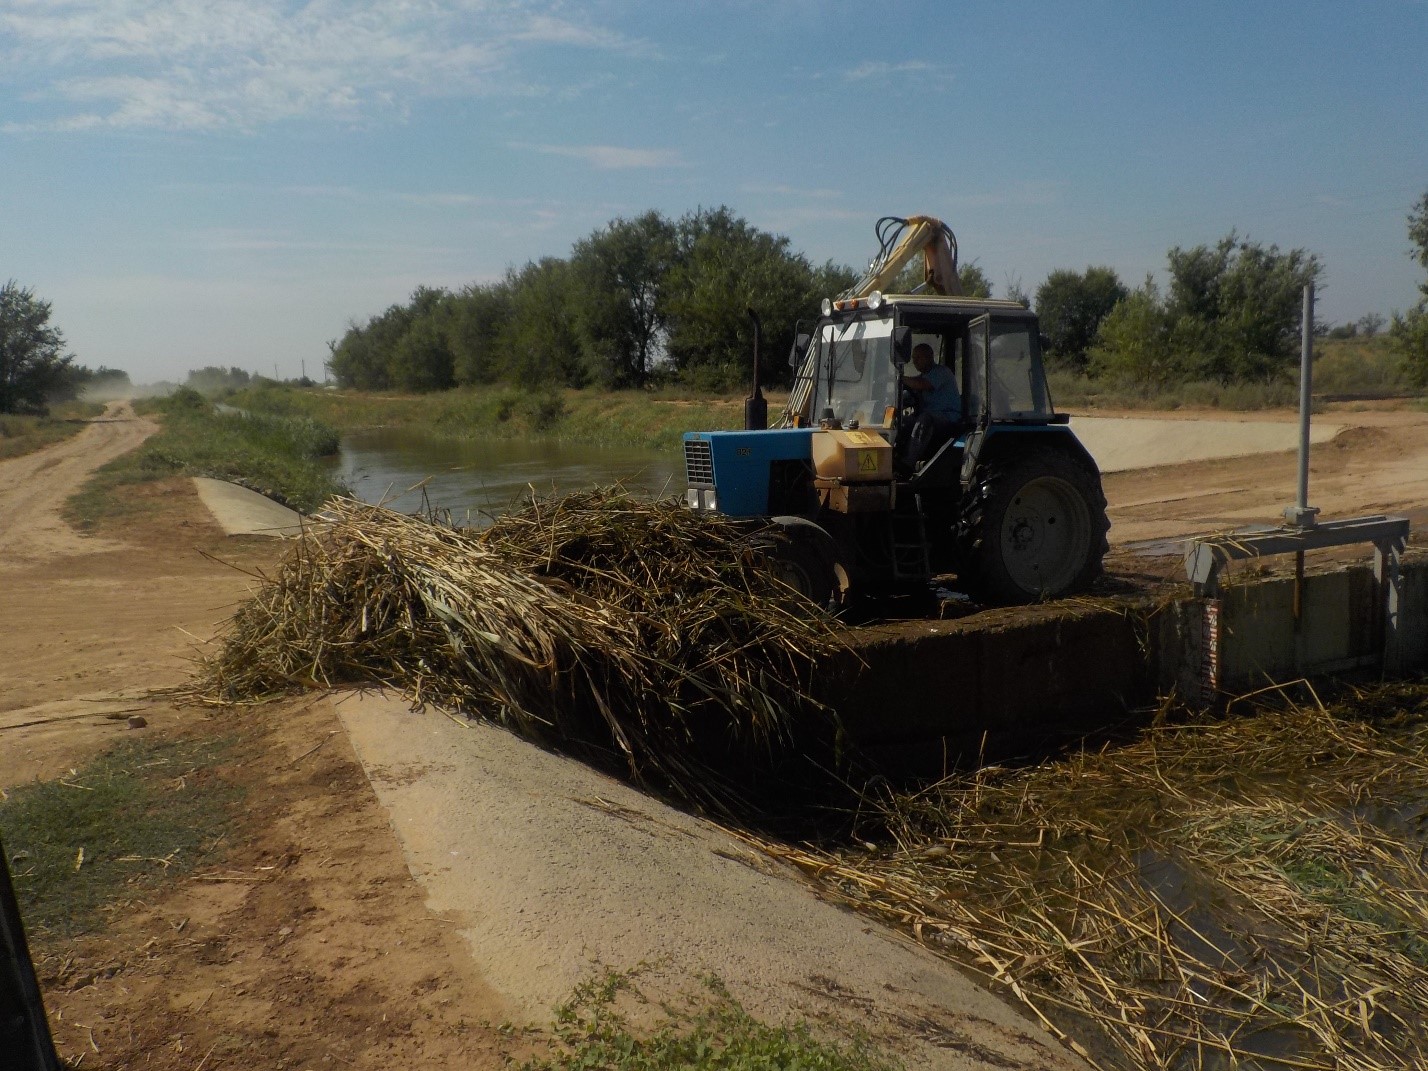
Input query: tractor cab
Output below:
<box><xmin>683</xmin><ymin>218</ymin><xmax>1108</xmax><ymax>610</ymax></box>
<box><xmin>801</xmin><ymin>295</ymin><xmax>1058</xmax><ymax>472</ymax></box>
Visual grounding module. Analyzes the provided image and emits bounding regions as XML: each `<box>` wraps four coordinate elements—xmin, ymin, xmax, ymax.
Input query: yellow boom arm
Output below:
<box><xmin>779</xmin><ymin>215</ymin><xmax>961</xmax><ymax>427</ymax></box>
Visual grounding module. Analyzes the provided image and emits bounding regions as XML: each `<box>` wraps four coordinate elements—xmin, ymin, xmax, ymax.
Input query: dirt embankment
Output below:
<box><xmin>0</xmin><ymin>406</ymin><xmax>515</xmax><ymax>1068</ymax></box>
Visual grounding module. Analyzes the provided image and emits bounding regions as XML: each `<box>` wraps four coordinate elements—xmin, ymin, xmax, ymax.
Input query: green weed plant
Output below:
<box><xmin>523</xmin><ymin>972</ymin><xmax>901</xmax><ymax>1071</ymax></box>
<box><xmin>0</xmin><ymin>737</ymin><xmax>240</xmax><ymax>936</ymax></box>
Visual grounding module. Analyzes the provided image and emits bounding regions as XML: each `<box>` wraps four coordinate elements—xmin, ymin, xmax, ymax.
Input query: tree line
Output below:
<box><xmin>328</xmin><ymin>200</ymin><xmax>1428</xmax><ymax>398</ymax></box>
<box><xmin>5</xmin><ymin>193</ymin><xmax>1425</xmax><ymax>415</ymax></box>
<box><xmin>326</xmin><ymin>207</ymin><xmax>1007</xmax><ymax>394</ymax></box>
<box><xmin>328</xmin><ymin>207</ymin><xmax>860</xmax><ymax>394</ymax></box>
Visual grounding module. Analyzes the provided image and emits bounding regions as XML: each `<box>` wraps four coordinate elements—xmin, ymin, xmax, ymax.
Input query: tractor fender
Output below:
<box><xmin>963</xmin><ymin>426</ymin><xmax>1099</xmax><ymax>485</ymax></box>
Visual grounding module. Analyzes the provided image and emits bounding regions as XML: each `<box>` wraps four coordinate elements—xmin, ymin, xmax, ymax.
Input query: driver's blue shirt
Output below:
<box><xmin>918</xmin><ymin>363</ymin><xmax>961</xmax><ymax>419</ymax></box>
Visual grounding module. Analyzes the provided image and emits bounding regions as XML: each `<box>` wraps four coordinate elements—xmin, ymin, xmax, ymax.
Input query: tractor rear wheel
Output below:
<box><xmin>957</xmin><ymin>448</ymin><xmax>1109</xmax><ymax>604</ymax></box>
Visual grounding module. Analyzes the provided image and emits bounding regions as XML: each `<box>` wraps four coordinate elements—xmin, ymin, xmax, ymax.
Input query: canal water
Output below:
<box><xmin>329</xmin><ymin>428</ymin><xmax>683</xmax><ymax>525</ymax></box>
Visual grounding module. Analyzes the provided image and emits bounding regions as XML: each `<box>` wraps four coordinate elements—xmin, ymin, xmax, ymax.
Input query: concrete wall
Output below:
<box><xmin>1185</xmin><ymin>558</ymin><xmax>1427</xmax><ymax>695</ymax></box>
<box><xmin>833</xmin><ymin>558</ymin><xmax>1427</xmax><ymax>763</ymax></box>
<box><xmin>825</xmin><ymin>603</ymin><xmax>1153</xmax><ymax>771</ymax></box>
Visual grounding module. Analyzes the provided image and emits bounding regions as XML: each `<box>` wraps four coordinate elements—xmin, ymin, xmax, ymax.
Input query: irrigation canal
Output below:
<box><xmin>323</xmin><ymin>424</ymin><xmax>1426</xmax><ymax>762</ymax></box>
<box><xmin>329</xmin><ymin>427</ymin><xmax>681</xmax><ymax>521</ymax></box>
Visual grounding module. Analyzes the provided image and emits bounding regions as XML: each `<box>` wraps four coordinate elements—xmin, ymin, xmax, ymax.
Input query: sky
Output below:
<box><xmin>2</xmin><ymin>0</ymin><xmax>1427</xmax><ymax>385</ymax></box>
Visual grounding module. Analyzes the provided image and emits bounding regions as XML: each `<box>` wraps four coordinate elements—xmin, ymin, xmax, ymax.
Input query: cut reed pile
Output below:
<box><xmin>754</xmin><ymin>686</ymin><xmax>1428</xmax><ymax>1070</ymax></box>
<box><xmin>197</xmin><ymin>491</ymin><xmax>846</xmax><ymax>814</ymax></box>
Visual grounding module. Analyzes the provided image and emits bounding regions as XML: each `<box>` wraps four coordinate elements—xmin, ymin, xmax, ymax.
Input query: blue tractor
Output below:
<box><xmin>682</xmin><ymin>217</ymin><xmax>1109</xmax><ymax>609</ymax></box>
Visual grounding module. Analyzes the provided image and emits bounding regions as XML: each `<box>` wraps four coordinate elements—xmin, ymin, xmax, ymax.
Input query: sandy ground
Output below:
<box><xmin>1094</xmin><ymin>403</ymin><xmax>1428</xmax><ymax>548</ymax></box>
<box><xmin>2</xmin><ymin>399</ymin><xmax>1427</xmax><ymax>1069</ymax></box>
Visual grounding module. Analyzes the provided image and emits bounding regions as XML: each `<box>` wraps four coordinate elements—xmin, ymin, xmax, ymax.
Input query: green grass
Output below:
<box><xmin>1049</xmin><ymin>368</ymin><xmax>1305</xmax><ymax>410</ymax></box>
<box><xmin>0</xmin><ymin>400</ymin><xmax>106</xmax><ymax>460</ymax></box>
<box><xmin>1051</xmin><ymin>335</ymin><xmax>1418</xmax><ymax>410</ymax></box>
<box><xmin>227</xmin><ymin>383</ymin><xmax>754</xmax><ymax>452</ymax></box>
<box><xmin>0</xmin><ymin>736</ymin><xmax>241</xmax><ymax>936</ymax></box>
<box><xmin>522</xmin><ymin>972</ymin><xmax>901</xmax><ymax>1071</ymax></box>
<box><xmin>1312</xmin><ymin>336</ymin><xmax>1412</xmax><ymax>396</ymax></box>
<box><xmin>64</xmin><ymin>388</ymin><xmax>346</xmax><ymax>531</ymax></box>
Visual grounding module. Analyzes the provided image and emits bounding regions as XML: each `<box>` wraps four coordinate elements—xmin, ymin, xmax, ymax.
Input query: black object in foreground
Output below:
<box><xmin>0</xmin><ymin>836</ymin><xmax>60</xmax><ymax>1071</ymax></box>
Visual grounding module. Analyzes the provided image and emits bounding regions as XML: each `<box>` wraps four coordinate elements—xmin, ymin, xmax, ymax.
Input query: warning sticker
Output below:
<box><xmin>857</xmin><ymin>450</ymin><xmax>879</xmax><ymax>474</ymax></box>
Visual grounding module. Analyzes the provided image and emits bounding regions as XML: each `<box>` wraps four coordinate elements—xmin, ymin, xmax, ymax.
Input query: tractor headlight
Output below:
<box><xmin>685</xmin><ymin>488</ymin><xmax>701</xmax><ymax>509</ymax></box>
<box><xmin>820</xmin><ymin>298</ymin><xmax>833</xmax><ymax>316</ymax></box>
<box><xmin>867</xmin><ymin>290</ymin><xmax>884</xmax><ymax>310</ymax></box>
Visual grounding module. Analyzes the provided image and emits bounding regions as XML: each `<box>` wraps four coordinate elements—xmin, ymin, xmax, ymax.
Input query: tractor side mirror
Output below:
<box><xmin>788</xmin><ymin>332</ymin><xmax>811</xmax><ymax>368</ymax></box>
<box><xmin>891</xmin><ymin>326</ymin><xmax>912</xmax><ymax>368</ymax></box>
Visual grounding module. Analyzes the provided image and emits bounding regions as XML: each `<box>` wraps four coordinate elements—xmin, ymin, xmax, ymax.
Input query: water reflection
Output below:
<box><xmin>330</xmin><ymin>427</ymin><xmax>683</xmax><ymax>525</ymax></box>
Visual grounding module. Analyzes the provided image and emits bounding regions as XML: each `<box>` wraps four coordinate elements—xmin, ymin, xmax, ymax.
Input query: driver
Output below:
<box><xmin>904</xmin><ymin>342</ymin><xmax>960</xmax><ymax>466</ymax></box>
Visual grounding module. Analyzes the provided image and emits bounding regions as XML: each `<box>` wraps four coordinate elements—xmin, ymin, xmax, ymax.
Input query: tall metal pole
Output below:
<box><xmin>1296</xmin><ymin>283</ymin><xmax>1313</xmax><ymax>515</ymax></box>
<box><xmin>1286</xmin><ymin>283</ymin><xmax>1318</xmax><ymax>529</ymax></box>
<box><xmin>1287</xmin><ymin>283</ymin><xmax>1317</xmax><ymax>625</ymax></box>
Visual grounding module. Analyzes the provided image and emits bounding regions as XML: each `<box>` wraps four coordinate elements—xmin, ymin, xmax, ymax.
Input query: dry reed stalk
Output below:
<box><xmin>750</xmin><ymin>694</ymin><xmax>1428</xmax><ymax>1071</ymax></box>
<box><xmin>193</xmin><ymin>491</ymin><xmax>847</xmax><ymax>814</ymax></box>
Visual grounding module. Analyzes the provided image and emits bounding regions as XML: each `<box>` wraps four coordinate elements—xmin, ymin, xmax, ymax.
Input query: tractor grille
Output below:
<box><xmin>684</xmin><ymin>439</ymin><xmax>714</xmax><ymax>485</ymax></box>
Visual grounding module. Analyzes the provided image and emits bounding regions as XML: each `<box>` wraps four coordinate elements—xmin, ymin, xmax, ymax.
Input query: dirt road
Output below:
<box><xmin>0</xmin><ymin>411</ymin><xmax>514</xmax><ymax>1068</ymax></box>
<box><xmin>2</xmin><ymin>400</ymin><xmax>1426</xmax><ymax>1069</ymax></box>
<box><xmin>1094</xmin><ymin>404</ymin><xmax>1428</xmax><ymax>546</ymax></box>
<box><xmin>0</xmin><ymin>400</ymin><xmax>153</xmax><ymax>562</ymax></box>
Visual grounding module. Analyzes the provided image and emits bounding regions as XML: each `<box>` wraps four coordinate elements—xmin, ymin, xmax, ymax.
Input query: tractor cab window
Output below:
<box><xmin>988</xmin><ymin>320</ymin><xmax>1052</xmax><ymax>419</ymax></box>
<box><xmin>813</xmin><ymin>317</ymin><xmax>897</xmax><ymax>428</ymax></box>
<box><xmin>964</xmin><ymin>316</ymin><xmax>1053</xmax><ymax>422</ymax></box>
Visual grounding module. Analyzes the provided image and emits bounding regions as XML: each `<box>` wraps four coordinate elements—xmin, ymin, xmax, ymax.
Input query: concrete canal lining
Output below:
<box><xmin>832</xmin><ymin>556</ymin><xmax>1428</xmax><ymax>770</ymax></box>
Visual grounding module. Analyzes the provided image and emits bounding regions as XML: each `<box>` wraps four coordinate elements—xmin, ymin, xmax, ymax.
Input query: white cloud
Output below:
<box><xmin>522</xmin><ymin>142</ymin><xmax>686</xmax><ymax>170</ymax></box>
<box><xmin>0</xmin><ymin>0</ymin><xmax>644</xmax><ymax>132</ymax></box>
<box><xmin>844</xmin><ymin>60</ymin><xmax>938</xmax><ymax>82</ymax></box>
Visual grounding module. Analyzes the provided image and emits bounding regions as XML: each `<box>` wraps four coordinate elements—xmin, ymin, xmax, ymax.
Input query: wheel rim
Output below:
<box><xmin>997</xmin><ymin>476</ymin><xmax>1093</xmax><ymax>596</ymax></box>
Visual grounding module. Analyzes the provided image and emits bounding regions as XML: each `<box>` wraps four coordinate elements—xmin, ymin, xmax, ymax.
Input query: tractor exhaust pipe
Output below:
<box><xmin>744</xmin><ymin>307</ymin><xmax>768</xmax><ymax>431</ymax></box>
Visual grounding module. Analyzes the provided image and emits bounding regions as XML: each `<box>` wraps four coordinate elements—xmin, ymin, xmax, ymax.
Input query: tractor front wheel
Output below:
<box><xmin>764</xmin><ymin>532</ymin><xmax>836</xmax><ymax>611</ymax></box>
<box><xmin>957</xmin><ymin>448</ymin><xmax>1109</xmax><ymax>604</ymax></box>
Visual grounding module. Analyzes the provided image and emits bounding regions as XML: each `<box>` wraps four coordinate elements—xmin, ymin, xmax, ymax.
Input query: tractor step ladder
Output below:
<box><xmin>890</xmin><ymin>503</ymin><xmax>931</xmax><ymax>582</ymax></box>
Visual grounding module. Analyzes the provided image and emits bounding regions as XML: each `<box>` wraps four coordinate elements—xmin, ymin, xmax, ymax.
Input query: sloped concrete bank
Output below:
<box><xmin>831</xmin><ymin>556</ymin><xmax>1428</xmax><ymax>774</ymax></box>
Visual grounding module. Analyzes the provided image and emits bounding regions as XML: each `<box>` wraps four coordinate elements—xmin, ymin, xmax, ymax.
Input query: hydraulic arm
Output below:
<box><xmin>780</xmin><ymin>216</ymin><xmax>961</xmax><ymax>427</ymax></box>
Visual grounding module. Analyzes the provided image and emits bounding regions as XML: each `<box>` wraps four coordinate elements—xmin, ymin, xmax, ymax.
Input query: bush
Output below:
<box><xmin>1390</xmin><ymin>307</ymin><xmax>1428</xmax><ymax>389</ymax></box>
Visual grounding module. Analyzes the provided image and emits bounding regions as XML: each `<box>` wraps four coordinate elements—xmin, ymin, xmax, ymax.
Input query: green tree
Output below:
<box><xmin>388</xmin><ymin>286</ymin><xmax>455</xmax><ymax>392</ymax></box>
<box><xmin>71</xmin><ymin>366</ymin><xmax>131</xmax><ymax>398</ymax></box>
<box><xmin>959</xmin><ymin>263</ymin><xmax>994</xmax><ymax>299</ymax></box>
<box><xmin>449</xmin><ymin>280</ymin><xmax>514</xmax><ymax>386</ymax></box>
<box><xmin>186</xmin><ymin>366</ymin><xmax>252</xmax><ymax>395</ymax></box>
<box><xmin>1390</xmin><ymin>190</ymin><xmax>1428</xmax><ymax>388</ymax></box>
<box><xmin>1357</xmin><ymin>312</ymin><xmax>1385</xmax><ymax>337</ymax></box>
<box><xmin>1034</xmin><ymin>266</ymin><xmax>1128</xmax><ymax>369</ymax></box>
<box><xmin>570</xmin><ymin>211</ymin><xmax>677</xmax><ymax>388</ymax></box>
<box><xmin>1089</xmin><ymin>234</ymin><xmax>1321</xmax><ymax>388</ymax></box>
<box><xmin>327</xmin><ymin>304</ymin><xmax>408</xmax><ymax>389</ymax></box>
<box><xmin>810</xmin><ymin>260</ymin><xmax>859</xmax><ymax>302</ymax></box>
<box><xmin>327</xmin><ymin>288</ymin><xmax>454</xmax><ymax>391</ymax></box>
<box><xmin>1087</xmin><ymin>279</ymin><xmax>1185</xmax><ymax>389</ymax></box>
<box><xmin>0</xmin><ymin>281</ymin><xmax>77</xmax><ymax>414</ymax></box>
<box><xmin>1164</xmin><ymin>233</ymin><xmax>1321</xmax><ymax>382</ymax></box>
<box><xmin>663</xmin><ymin>207</ymin><xmax>827</xmax><ymax>389</ymax></box>
<box><xmin>887</xmin><ymin>258</ymin><xmax>992</xmax><ymax>297</ymax></box>
<box><xmin>504</xmin><ymin>258</ymin><xmax>587</xmax><ymax>387</ymax></box>
<box><xmin>1409</xmin><ymin>189</ymin><xmax>1428</xmax><ymax>282</ymax></box>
